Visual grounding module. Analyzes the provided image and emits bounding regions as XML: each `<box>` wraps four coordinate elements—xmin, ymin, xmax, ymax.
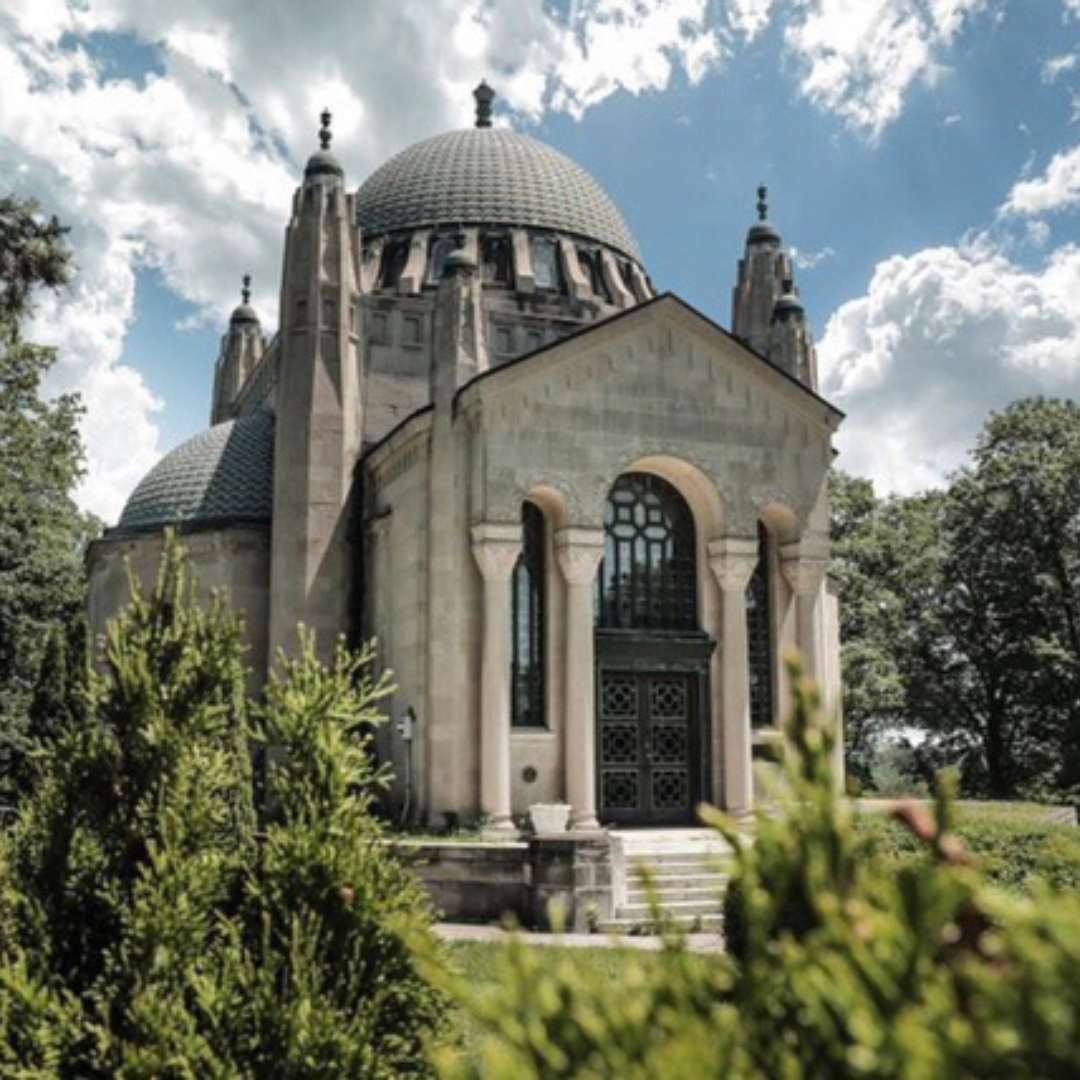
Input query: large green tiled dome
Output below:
<box><xmin>113</xmin><ymin>411</ymin><xmax>274</xmax><ymax>535</ymax></box>
<box><xmin>355</xmin><ymin>128</ymin><xmax>641</xmax><ymax>261</ymax></box>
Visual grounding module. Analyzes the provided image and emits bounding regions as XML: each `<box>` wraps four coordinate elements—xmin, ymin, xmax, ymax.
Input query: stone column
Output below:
<box><xmin>555</xmin><ymin>527</ymin><xmax>606</xmax><ymax>831</ymax></box>
<box><xmin>471</xmin><ymin>523</ymin><xmax>522</xmax><ymax>835</ymax></box>
<box><xmin>708</xmin><ymin>537</ymin><xmax>759</xmax><ymax>820</ymax></box>
<box><xmin>780</xmin><ymin>541</ymin><xmax>830</xmax><ymax>686</ymax></box>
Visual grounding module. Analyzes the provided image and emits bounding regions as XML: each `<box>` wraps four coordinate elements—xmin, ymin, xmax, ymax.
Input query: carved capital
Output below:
<box><xmin>780</xmin><ymin>557</ymin><xmax>829</xmax><ymax>597</ymax></box>
<box><xmin>471</xmin><ymin>522</ymin><xmax>521</xmax><ymax>582</ymax></box>
<box><xmin>779</xmin><ymin>538</ymin><xmax>830</xmax><ymax>596</ymax></box>
<box><xmin>555</xmin><ymin>527</ymin><xmax>605</xmax><ymax>586</ymax></box>
<box><xmin>707</xmin><ymin>536</ymin><xmax>759</xmax><ymax>594</ymax></box>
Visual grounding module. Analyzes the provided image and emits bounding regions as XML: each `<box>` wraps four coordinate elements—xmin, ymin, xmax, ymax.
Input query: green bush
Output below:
<box><xmin>0</xmin><ymin>536</ymin><xmax>445</xmax><ymax>1076</ymax></box>
<box><xmin>440</xmin><ymin>664</ymin><xmax>1080</xmax><ymax>1078</ymax></box>
<box><xmin>856</xmin><ymin>812</ymin><xmax>1080</xmax><ymax>894</ymax></box>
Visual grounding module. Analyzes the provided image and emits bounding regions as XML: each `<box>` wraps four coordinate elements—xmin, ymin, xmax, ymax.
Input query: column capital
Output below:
<box><xmin>780</xmin><ymin>556</ymin><xmax>829</xmax><ymax>596</ymax></box>
<box><xmin>707</xmin><ymin>536</ymin><xmax>758</xmax><ymax>594</ymax></box>
<box><xmin>780</xmin><ymin>540</ymin><xmax>830</xmax><ymax>596</ymax></box>
<box><xmin>555</xmin><ymin>527</ymin><xmax>605</xmax><ymax>585</ymax></box>
<box><xmin>471</xmin><ymin>522</ymin><xmax>521</xmax><ymax>582</ymax></box>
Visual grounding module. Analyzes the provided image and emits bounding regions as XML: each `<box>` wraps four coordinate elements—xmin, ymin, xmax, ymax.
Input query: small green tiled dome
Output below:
<box><xmin>355</xmin><ymin>128</ymin><xmax>641</xmax><ymax>262</ymax></box>
<box><xmin>113</xmin><ymin>411</ymin><xmax>274</xmax><ymax>535</ymax></box>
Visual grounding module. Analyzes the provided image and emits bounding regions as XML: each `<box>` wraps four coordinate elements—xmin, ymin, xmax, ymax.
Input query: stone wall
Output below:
<box><xmin>87</xmin><ymin>526</ymin><xmax>271</xmax><ymax>684</ymax></box>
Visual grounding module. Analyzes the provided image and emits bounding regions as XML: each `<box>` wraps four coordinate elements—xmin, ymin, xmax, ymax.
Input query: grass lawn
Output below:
<box><xmin>441</xmin><ymin>939</ymin><xmax>718</xmax><ymax>1064</ymax></box>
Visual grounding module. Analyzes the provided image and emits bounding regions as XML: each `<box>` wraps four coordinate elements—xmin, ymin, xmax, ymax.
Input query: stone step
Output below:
<box><xmin>617</xmin><ymin>899</ymin><xmax>724</xmax><ymax>922</ymax></box>
<box><xmin>626</xmin><ymin>882</ymin><xmax>727</xmax><ymax>905</ymax></box>
<box><xmin>599</xmin><ymin>912</ymin><xmax>725</xmax><ymax>935</ymax></box>
<box><xmin>621</xmin><ymin>840</ymin><xmax>734</xmax><ymax>856</ymax></box>
<box><xmin>625</xmin><ymin>856</ymin><xmax>731</xmax><ymax>875</ymax></box>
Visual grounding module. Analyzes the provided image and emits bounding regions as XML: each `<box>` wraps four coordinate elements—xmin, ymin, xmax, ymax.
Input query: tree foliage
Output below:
<box><xmin>0</xmin><ymin>537</ymin><xmax>445</xmax><ymax>1076</ymax></box>
<box><xmin>833</xmin><ymin>399</ymin><xmax>1080</xmax><ymax>802</ymax></box>
<box><xmin>0</xmin><ymin>194</ymin><xmax>89</xmax><ymax>809</ymax></box>
<box><xmin>829</xmin><ymin>471</ymin><xmax>944</xmax><ymax>789</ymax></box>
<box><xmin>439</xmin><ymin>665</ymin><xmax>1080</xmax><ymax>1078</ymax></box>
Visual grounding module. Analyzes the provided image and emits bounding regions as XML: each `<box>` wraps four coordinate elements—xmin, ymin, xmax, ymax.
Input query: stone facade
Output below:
<box><xmin>87</xmin><ymin>86</ymin><xmax>845</xmax><ymax>837</ymax></box>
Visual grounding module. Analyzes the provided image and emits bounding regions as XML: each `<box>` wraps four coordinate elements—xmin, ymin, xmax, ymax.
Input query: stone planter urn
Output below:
<box><xmin>529</xmin><ymin>803</ymin><xmax>571</xmax><ymax>834</ymax></box>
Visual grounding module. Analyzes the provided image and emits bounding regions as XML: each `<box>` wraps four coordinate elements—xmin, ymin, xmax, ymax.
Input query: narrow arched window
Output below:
<box><xmin>512</xmin><ymin>502</ymin><xmax>546</xmax><ymax>728</ymax></box>
<box><xmin>598</xmin><ymin>473</ymin><xmax>697</xmax><ymax>631</ymax></box>
<box><xmin>747</xmin><ymin>522</ymin><xmax>773</xmax><ymax>727</ymax></box>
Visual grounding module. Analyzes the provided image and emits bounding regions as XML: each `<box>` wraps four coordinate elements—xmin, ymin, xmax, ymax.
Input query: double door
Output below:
<box><xmin>597</xmin><ymin>669</ymin><xmax>703</xmax><ymax>826</ymax></box>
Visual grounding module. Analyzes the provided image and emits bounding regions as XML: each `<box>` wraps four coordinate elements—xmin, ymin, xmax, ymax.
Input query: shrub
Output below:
<box><xmin>0</xmin><ymin>536</ymin><xmax>445</xmax><ymax>1076</ymax></box>
<box><xmin>439</xmin><ymin>663</ymin><xmax>1080</xmax><ymax>1077</ymax></box>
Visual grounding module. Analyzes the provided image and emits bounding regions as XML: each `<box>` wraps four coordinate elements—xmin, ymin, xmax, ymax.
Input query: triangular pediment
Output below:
<box><xmin>457</xmin><ymin>292</ymin><xmax>842</xmax><ymax>434</ymax></box>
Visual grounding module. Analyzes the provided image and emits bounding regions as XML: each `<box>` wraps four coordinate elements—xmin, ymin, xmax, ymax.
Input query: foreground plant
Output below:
<box><xmin>0</xmin><ymin>536</ymin><xmax>444</xmax><ymax>1077</ymax></box>
<box><xmin>437</xmin><ymin>663</ymin><xmax>1080</xmax><ymax>1078</ymax></box>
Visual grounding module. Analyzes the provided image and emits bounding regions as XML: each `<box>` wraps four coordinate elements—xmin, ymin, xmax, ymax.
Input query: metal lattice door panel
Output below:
<box><xmin>598</xmin><ymin>671</ymin><xmax>700</xmax><ymax>825</ymax></box>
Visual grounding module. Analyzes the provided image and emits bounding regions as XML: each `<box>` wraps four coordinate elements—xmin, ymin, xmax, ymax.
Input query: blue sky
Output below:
<box><xmin>3</xmin><ymin>0</ymin><xmax>1080</xmax><ymax>520</ymax></box>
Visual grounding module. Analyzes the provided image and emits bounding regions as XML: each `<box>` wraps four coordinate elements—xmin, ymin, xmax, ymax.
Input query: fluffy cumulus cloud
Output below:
<box><xmin>1004</xmin><ymin>145</ymin><xmax>1080</xmax><ymax>216</ymax></box>
<box><xmin>781</xmin><ymin>0</ymin><xmax>988</xmax><ymax>139</ymax></box>
<box><xmin>818</xmin><ymin>243</ymin><xmax>1080</xmax><ymax>494</ymax></box>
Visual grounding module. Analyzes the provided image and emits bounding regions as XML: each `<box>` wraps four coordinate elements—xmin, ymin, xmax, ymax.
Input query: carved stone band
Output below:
<box><xmin>707</xmin><ymin>536</ymin><xmax>758</xmax><ymax>594</ymax></box>
<box><xmin>471</xmin><ymin>522</ymin><xmax>522</xmax><ymax>581</ymax></box>
<box><xmin>555</xmin><ymin>527</ymin><xmax>605</xmax><ymax>585</ymax></box>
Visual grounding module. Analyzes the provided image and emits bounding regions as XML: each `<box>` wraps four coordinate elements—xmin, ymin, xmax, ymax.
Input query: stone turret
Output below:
<box><xmin>731</xmin><ymin>185</ymin><xmax>817</xmax><ymax>390</ymax></box>
<box><xmin>768</xmin><ymin>277</ymin><xmax>818</xmax><ymax>388</ymax></box>
<box><xmin>269</xmin><ymin>110</ymin><xmax>363</xmax><ymax>659</ymax></box>
<box><xmin>210</xmin><ymin>275</ymin><xmax>265</xmax><ymax>424</ymax></box>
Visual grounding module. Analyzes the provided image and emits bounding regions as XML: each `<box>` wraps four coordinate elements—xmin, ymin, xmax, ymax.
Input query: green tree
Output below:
<box><xmin>917</xmin><ymin>398</ymin><xmax>1080</xmax><ymax>800</ymax></box>
<box><xmin>0</xmin><ymin>537</ymin><xmax>444</xmax><ymax>1076</ymax></box>
<box><xmin>829</xmin><ymin>470</ymin><xmax>945</xmax><ymax>790</ymax></box>
<box><xmin>0</xmin><ymin>194</ymin><xmax>89</xmax><ymax>808</ymax></box>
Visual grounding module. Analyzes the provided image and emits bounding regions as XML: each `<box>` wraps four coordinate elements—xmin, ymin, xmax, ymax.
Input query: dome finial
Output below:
<box><xmin>757</xmin><ymin>184</ymin><xmax>768</xmax><ymax>222</ymax></box>
<box><xmin>241</xmin><ymin>273</ymin><xmax>251</xmax><ymax>305</ymax></box>
<box><xmin>319</xmin><ymin>108</ymin><xmax>332</xmax><ymax>150</ymax></box>
<box><xmin>473</xmin><ymin>80</ymin><xmax>495</xmax><ymax>128</ymax></box>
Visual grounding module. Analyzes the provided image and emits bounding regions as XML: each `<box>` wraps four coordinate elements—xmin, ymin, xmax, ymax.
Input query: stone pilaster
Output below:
<box><xmin>708</xmin><ymin>536</ymin><xmax>759</xmax><ymax>819</ymax></box>
<box><xmin>555</xmin><ymin>527</ymin><xmax>605</xmax><ymax>831</ymax></box>
<box><xmin>471</xmin><ymin>523</ymin><xmax>522</xmax><ymax>836</ymax></box>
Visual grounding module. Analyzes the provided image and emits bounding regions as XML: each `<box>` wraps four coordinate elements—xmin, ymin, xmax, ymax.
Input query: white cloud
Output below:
<box><xmin>783</xmin><ymin>0</ymin><xmax>988</xmax><ymax>139</ymax></box>
<box><xmin>1004</xmin><ymin>144</ymin><xmax>1080</xmax><ymax>216</ymax></box>
<box><xmin>819</xmin><ymin>244</ymin><xmax>1080</xmax><ymax>494</ymax></box>
<box><xmin>1042</xmin><ymin>52</ymin><xmax>1077</xmax><ymax>84</ymax></box>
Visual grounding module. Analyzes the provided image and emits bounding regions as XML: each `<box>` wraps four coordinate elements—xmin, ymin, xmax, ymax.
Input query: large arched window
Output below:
<box><xmin>511</xmin><ymin>502</ymin><xmax>546</xmax><ymax>728</ymax></box>
<box><xmin>747</xmin><ymin>522</ymin><xmax>773</xmax><ymax>727</ymax></box>
<box><xmin>598</xmin><ymin>473</ymin><xmax>697</xmax><ymax>631</ymax></box>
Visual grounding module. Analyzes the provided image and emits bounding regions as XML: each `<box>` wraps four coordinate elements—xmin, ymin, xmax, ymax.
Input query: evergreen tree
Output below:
<box><xmin>0</xmin><ymin>537</ymin><xmax>444</xmax><ymax>1076</ymax></box>
<box><xmin>0</xmin><ymin>194</ymin><xmax>89</xmax><ymax>808</ymax></box>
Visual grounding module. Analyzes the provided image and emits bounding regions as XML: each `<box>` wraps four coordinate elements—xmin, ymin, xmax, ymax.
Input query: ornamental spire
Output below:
<box><xmin>319</xmin><ymin>108</ymin><xmax>332</xmax><ymax>150</ymax></box>
<box><xmin>241</xmin><ymin>273</ymin><xmax>251</xmax><ymax>305</ymax></box>
<box><xmin>473</xmin><ymin>80</ymin><xmax>495</xmax><ymax>128</ymax></box>
<box><xmin>757</xmin><ymin>184</ymin><xmax>768</xmax><ymax>222</ymax></box>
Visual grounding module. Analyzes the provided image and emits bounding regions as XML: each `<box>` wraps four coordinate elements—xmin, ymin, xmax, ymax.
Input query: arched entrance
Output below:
<box><xmin>595</xmin><ymin>473</ymin><xmax>714</xmax><ymax>826</ymax></box>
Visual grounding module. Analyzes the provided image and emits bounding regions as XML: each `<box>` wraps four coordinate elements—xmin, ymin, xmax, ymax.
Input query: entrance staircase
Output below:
<box><xmin>601</xmin><ymin>829</ymin><xmax>735</xmax><ymax>934</ymax></box>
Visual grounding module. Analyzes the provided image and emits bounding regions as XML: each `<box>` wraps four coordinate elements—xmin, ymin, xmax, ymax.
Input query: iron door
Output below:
<box><xmin>597</xmin><ymin>670</ymin><xmax>700</xmax><ymax>826</ymax></box>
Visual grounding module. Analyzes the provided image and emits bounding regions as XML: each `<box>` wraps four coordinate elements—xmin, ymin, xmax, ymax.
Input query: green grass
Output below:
<box><xmin>440</xmin><ymin>940</ymin><xmax>716</xmax><ymax>1064</ymax></box>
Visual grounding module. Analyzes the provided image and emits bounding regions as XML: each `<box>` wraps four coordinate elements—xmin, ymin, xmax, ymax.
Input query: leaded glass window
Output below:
<box><xmin>747</xmin><ymin>523</ymin><xmax>773</xmax><ymax>727</ymax></box>
<box><xmin>598</xmin><ymin>473</ymin><xmax>697</xmax><ymax>631</ymax></box>
<box><xmin>512</xmin><ymin>502</ymin><xmax>546</xmax><ymax>728</ymax></box>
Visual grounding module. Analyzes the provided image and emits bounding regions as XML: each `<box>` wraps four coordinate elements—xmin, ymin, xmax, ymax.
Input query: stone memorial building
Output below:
<box><xmin>88</xmin><ymin>84</ymin><xmax>843</xmax><ymax>835</ymax></box>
